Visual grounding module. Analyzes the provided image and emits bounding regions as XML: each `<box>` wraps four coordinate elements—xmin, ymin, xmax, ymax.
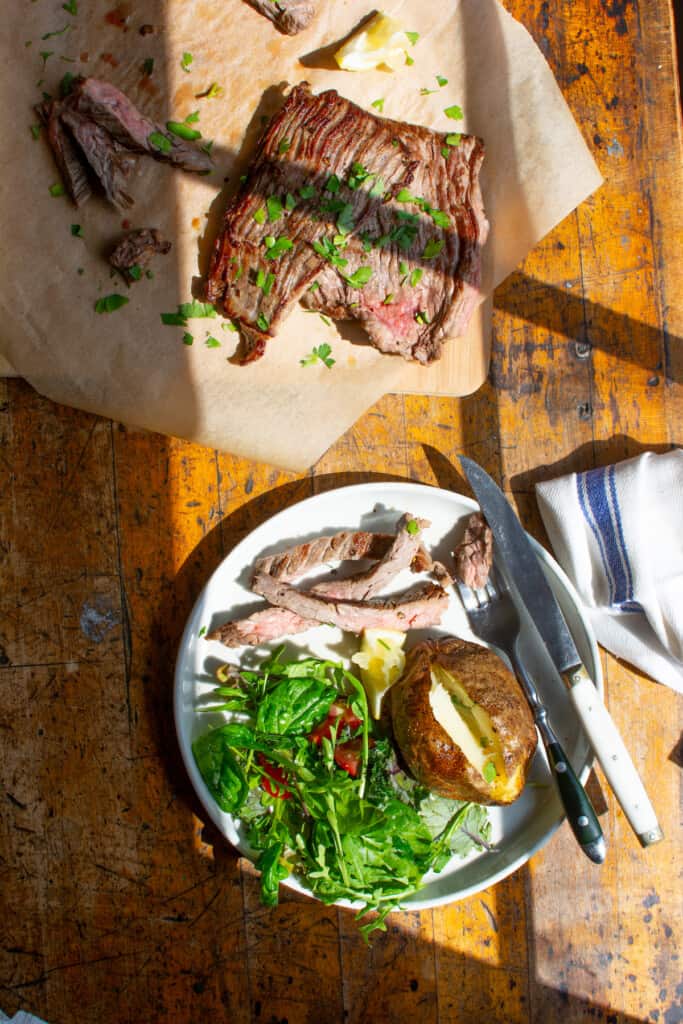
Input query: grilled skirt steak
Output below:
<box><xmin>207</xmin><ymin>83</ymin><xmax>488</xmax><ymax>364</ymax></box>
<box><xmin>110</xmin><ymin>228</ymin><xmax>172</xmax><ymax>282</ymax></box>
<box><xmin>244</xmin><ymin>0</ymin><xmax>316</xmax><ymax>34</ymax></box>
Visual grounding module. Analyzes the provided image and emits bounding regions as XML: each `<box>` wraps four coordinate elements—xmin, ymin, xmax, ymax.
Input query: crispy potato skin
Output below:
<box><xmin>390</xmin><ymin>636</ymin><xmax>537</xmax><ymax>805</ymax></box>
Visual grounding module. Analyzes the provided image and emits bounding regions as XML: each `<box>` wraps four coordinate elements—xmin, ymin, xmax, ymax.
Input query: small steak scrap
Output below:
<box><xmin>244</xmin><ymin>0</ymin><xmax>316</xmax><ymax>34</ymax></box>
<box><xmin>110</xmin><ymin>228</ymin><xmax>172</xmax><ymax>283</ymax></box>
<box><xmin>207</xmin><ymin>83</ymin><xmax>488</xmax><ymax>364</ymax></box>
<box><xmin>453</xmin><ymin>512</ymin><xmax>493</xmax><ymax>589</ymax></box>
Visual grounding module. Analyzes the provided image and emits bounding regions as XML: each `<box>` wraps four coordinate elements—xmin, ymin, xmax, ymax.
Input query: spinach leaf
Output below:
<box><xmin>192</xmin><ymin>727</ymin><xmax>248</xmax><ymax>813</ymax></box>
<box><xmin>258</xmin><ymin>841</ymin><xmax>289</xmax><ymax>906</ymax></box>
<box><xmin>256</xmin><ymin>676</ymin><xmax>336</xmax><ymax>735</ymax></box>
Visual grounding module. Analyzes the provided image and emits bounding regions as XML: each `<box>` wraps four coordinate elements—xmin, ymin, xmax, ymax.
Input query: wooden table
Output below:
<box><xmin>1</xmin><ymin>2</ymin><xmax>681</xmax><ymax>1022</ymax></box>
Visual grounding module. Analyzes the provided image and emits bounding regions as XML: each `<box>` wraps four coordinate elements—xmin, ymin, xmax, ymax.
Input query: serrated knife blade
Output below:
<box><xmin>460</xmin><ymin>455</ymin><xmax>663</xmax><ymax>849</ymax></box>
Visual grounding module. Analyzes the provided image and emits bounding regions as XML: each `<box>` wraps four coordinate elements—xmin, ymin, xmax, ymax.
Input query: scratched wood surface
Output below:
<box><xmin>1</xmin><ymin>1</ymin><xmax>681</xmax><ymax>1022</ymax></box>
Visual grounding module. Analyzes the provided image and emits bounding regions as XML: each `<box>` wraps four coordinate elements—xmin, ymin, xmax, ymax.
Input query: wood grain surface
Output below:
<box><xmin>1</xmin><ymin>2</ymin><xmax>681</xmax><ymax>1023</ymax></box>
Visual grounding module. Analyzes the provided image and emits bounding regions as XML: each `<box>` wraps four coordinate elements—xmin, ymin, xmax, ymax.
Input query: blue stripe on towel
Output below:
<box><xmin>576</xmin><ymin>467</ymin><xmax>640</xmax><ymax>610</ymax></box>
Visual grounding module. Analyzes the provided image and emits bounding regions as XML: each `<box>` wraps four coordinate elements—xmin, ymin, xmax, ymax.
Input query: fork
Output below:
<box><xmin>455</xmin><ymin>565</ymin><xmax>606</xmax><ymax>865</ymax></box>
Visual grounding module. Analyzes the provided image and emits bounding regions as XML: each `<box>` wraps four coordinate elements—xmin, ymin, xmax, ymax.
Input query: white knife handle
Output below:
<box><xmin>564</xmin><ymin>666</ymin><xmax>663</xmax><ymax>847</ymax></box>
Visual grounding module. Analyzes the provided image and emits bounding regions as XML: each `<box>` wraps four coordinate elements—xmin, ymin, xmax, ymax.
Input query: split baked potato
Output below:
<box><xmin>390</xmin><ymin>636</ymin><xmax>537</xmax><ymax>805</ymax></box>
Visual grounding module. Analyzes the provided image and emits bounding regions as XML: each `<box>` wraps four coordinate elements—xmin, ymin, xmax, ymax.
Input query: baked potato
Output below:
<box><xmin>390</xmin><ymin>636</ymin><xmax>537</xmax><ymax>805</ymax></box>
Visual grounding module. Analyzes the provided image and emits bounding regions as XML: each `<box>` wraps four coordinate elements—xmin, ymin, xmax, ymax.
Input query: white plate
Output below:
<box><xmin>174</xmin><ymin>482</ymin><xmax>602</xmax><ymax>910</ymax></box>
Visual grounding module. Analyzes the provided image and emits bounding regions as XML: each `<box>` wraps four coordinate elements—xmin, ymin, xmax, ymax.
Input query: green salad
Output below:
<box><xmin>192</xmin><ymin>649</ymin><xmax>491</xmax><ymax>939</ymax></box>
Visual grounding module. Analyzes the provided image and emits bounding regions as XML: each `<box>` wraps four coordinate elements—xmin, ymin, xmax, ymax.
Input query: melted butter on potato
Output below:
<box><xmin>352</xmin><ymin>629</ymin><xmax>407</xmax><ymax>718</ymax></box>
<box><xmin>429</xmin><ymin>665</ymin><xmax>517</xmax><ymax>802</ymax></box>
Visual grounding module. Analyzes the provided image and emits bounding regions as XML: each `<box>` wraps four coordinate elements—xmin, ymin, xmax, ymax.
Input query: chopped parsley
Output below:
<box><xmin>285</xmin><ymin>192</ymin><xmax>297</xmax><ymax>211</ymax></box>
<box><xmin>201</xmin><ymin>140</ymin><xmax>214</xmax><ymax>156</ymax></box>
<box><xmin>405</xmin><ymin>31</ymin><xmax>419</xmax><ymax>45</ymax></box>
<box><xmin>182</xmin><ymin>332</ymin><xmax>194</xmax><ymax>345</ymax></box>
<box><xmin>409</xmin><ymin>268</ymin><xmax>423</xmax><ymax>287</ymax></box>
<box><xmin>483</xmin><ymin>761</ymin><xmax>497</xmax><ymax>783</ymax></box>
<box><xmin>62</xmin><ymin>0</ymin><xmax>78</xmax><ymax>12</ymax></box>
<box><xmin>430</xmin><ymin>209</ymin><xmax>450</xmax><ymax>228</ymax></box>
<box><xmin>128</xmin><ymin>264</ymin><xmax>143</xmax><ymax>281</ymax></box>
<box><xmin>39</xmin><ymin>51</ymin><xmax>54</xmax><ymax>68</ymax></box>
<box><xmin>422</xmin><ymin>239</ymin><xmax>445</xmax><ymax>259</ymax></box>
<box><xmin>95</xmin><ymin>294</ymin><xmax>129</xmax><ymax>314</ymax></box>
<box><xmin>383</xmin><ymin>294</ymin><xmax>393</xmax><ymax>305</ymax></box>
<box><xmin>161</xmin><ymin>312</ymin><xmax>187</xmax><ymax>326</ymax></box>
<box><xmin>48</xmin><ymin>183</ymin><xmax>65</xmax><ymax>197</ymax></box>
<box><xmin>266</xmin><ymin>195</ymin><xmax>283</xmax><ymax>222</ymax></box>
<box><xmin>406</xmin><ymin>518</ymin><xmax>420</xmax><ymax>535</ymax></box>
<box><xmin>59</xmin><ymin>71</ymin><xmax>76</xmax><ymax>97</ymax></box>
<box><xmin>300</xmin><ymin>342</ymin><xmax>335</xmax><ymax>368</ymax></box>
<box><xmin>180</xmin><ymin>51</ymin><xmax>193</xmax><ymax>73</ymax></box>
<box><xmin>347</xmin><ymin>162</ymin><xmax>371</xmax><ymax>190</ymax></box>
<box><xmin>312</xmin><ymin>236</ymin><xmax>348</xmax><ymax>269</ymax></box>
<box><xmin>404</xmin><ymin>53</ymin><xmax>414</xmax><ymax>66</ymax></box>
<box><xmin>444</xmin><ymin>104</ymin><xmax>464</xmax><ymax>121</ymax></box>
<box><xmin>178</xmin><ymin>300</ymin><xmax>217</xmax><ymax>318</ymax></box>
<box><xmin>278</xmin><ymin>138</ymin><xmax>291</xmax><ymax>154</ymax></box>
<box><xmin>308</xmin><ymin>281</ymin><xmax>320</xmax><ymax>292</ymax></box>
<box><xmin>414</xmin><ymin>310</ymin><xmax>430</xmax><ymax>325</ymax></box>
<box><xmin>420</xmin><ymin>87</ymin><xmax>438</xmax><ymax>96</ymax></box>
<box><xmin>335</xmin><ymin>202</ymin><xmax>355</xmax><ymax>236</ymax></box>
<box><xmin>205</xmin><ymin>336</ymin><xmax>221</xmax><ymax>348</ymax></box>
<box><xmin>148</xmin><ymin>131</ymin><xmax>172</xmax><ymax>154</ymax></box>
<box><xmin>42</xmin><ymin>24</ymin><xmax>71</xmax><ymax>39</ymax></box>
<box><xmin>436</xmin><ymin>75</ymin><xmax>448</xmax><ymax>87</ymax></box>
<box><xmin>185</xmin><ymin>110</ymin><xmax>200</xmax><ymax>124</ymax></box>
<box><xmin>256</xmin><ymin>312</ymin><xmax>270</xmax><ymax>331</ymax></box>
<box><xmin>396</xmin><ymin>188</ymin><xmax>415</xmax><ymax>203</ymax></box>
<box><xmin>371</xmin><ymin>98</ymin><xmax>385</xmax><ymax>112</ymax></box>
<box><xmin>253</xmin><ymin>207</ymin><xmax>266</xmax><ymax>224</ymax></box>
<box><xmin>343</xmin><ymin>266</ymin><xmax>373</xmax><ymax>288</ymax></box>
<box><xmin>197</xmin><ymin>625</ymin><xmax>207</xmax><ymax>638</ymax></box>
<box><xmin>399</xmin><ymin>260</ymin><xmax>409</xmax><ymax>277</ymax></box>
<box><xmin>441</xmin><ymin>146</ymin><xmax>450</xmax><ymax>159</ymax></box>
<box><xmin>445</xmin><ymin>132</ymin><xmax>462</xmax><ymax>147</ymax></box>
<box><xmin>256</xmin><ymin>269</ymin><xmax>275</xmax><ymax>295</ymax></box>
<box><xmin>30</xmin><ymin>123</ymin><xmax>42</xmax><ymax>140</ymax></box>
<box><xmin>166</xmin><ymin>120</ymin><xmax>201</xmax><ymax>141</ymax></box>
<box><xmin>263</xmin><ymin>236</ymin><xmax>293</xmax><ymax>260</ymax></box>
<box><xmin>325</xmin><ymin>174</ymin><xmax>340</xmax><ymax>194</ymax></box>
<box><xmin>197</xmin><ymin>82</ymin><xmax>223</xmax><ymax>99</ymax></box>
<box><xmin>299</xmin><ymin>184</ymin><xmax>317</xmax><ymax>200</ymax></box>
<box><xmin>142</xmin><ymin>57</ymin><xmax>154</xmax><ymax>76</ymax></box>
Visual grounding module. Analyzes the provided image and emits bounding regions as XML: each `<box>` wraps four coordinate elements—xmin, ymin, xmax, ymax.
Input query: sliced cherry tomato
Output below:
<box><xmin>333</xmin><ymin>737</ymin><xmax>365</xmax><ymax>777</ymax></box>
<box><xmin>256</xmin><ymin>753</ymin><xmax>292</xmax><ymax>800</ymax></box>
<box><xmin>308</xmin><ymin>702</ymin><xmax>362</xmax><ymax>745</ymax></box>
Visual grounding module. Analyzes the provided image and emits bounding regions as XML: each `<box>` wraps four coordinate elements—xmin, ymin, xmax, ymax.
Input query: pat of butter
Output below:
<box><xmin>429</xmin><ymin>667</ymin><xmax>506</xmax><ymax>785</ymax></box>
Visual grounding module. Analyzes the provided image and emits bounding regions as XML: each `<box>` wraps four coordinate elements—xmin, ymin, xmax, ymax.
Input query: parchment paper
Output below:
<box><xmin>0</xmin><ymin>0</ymin><xmax>601</xmax><ymax>469</ymax></box>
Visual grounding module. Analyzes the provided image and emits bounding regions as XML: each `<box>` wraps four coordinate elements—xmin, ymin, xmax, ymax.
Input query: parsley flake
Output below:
<box><xmin>343</xmin><ymin>266</ymin><xmax>373</xmax><ymax>288</ymax></box>
<box><xmin>300</xmin><ymin>342</ymin><xmax>335</xmax><ymax>368</ymax></box>
<box><xmin>404</xmin><ymin>53</ymin><xmax>414</xmax><ymax>66</ymax></box>
<box><xmin>263</xmin><ymin>236</ymin><xmax>293</xmax><ymax>260</ymax></box>
<box><xmin>285</xmin><ymin>192</ymin><xmax>297</xmax><ymax>211</ymax></box>
<box><xmin>371</xmin><ymin>98</ymin><xmax>385</xmax><ymax>112</ymax></box>
<box><xmin>444</xmin><ymin>104</ymin><xmax>464</xmax><ymax>121</ymax></box>
<box><xmin>205</xmin><ymin>336</ymin><xmax>221</xmax><ymax>348</ymax></box>
<box><xmin>148</xmin><ymin>131</ymin><xmax>172</xmax><ymax>154</ymax></box>
<box><xmin>256</xmin><ymin>269</ymin><xmax>276</xmax><ymax>296</ymax></box>
<box><xmin>178</xmin><ymin>300</ymin><xmax>217</xmax><ymax>318</ymax></box>
<box><xmin>95</xmin><ymin>294</ymin><xmax>129</xmax><ymax>314</ymax></box>
<box><xmin>30</xmin><ymin>123</ymin><xmax>42</xmax><ymax>140</ymax></box>
<box><xmin>180</xmin><ymin>51</ymin><xmax>193</xmax><ymax>73</ymax></box>
<box><xmin>128</xmin><ymin>264</ymin><xmax>143</xmax><ymax>281</ymax></box>
<box><xmin>182</xmin><ymin>332</ymin><xmax>194</xmax><ymax>345</ymax></box>
<box><xmin>483</xmin><ymin>761</ymin><xmax>497</xmax><ymax>783</ymax></box>
<box><xmin>62</xmin><ymin>0</ymin><xmax>78</xmax><ymax>12</ymax></box>
<box><xmin>406</xmin><ymin>519</ymin><xmax>420</xmax><ymax>535</ymax></box>
<box><xmin>166</xmin><ymin>120</ymin><xmax>201</xmax><ymax>141</ymax></box>
<box><xmin>253</xmin><ymin>207</ymin><xmax>266</xmax><ymax>224</ymax></box>
<box><xmin>185</xmin><ymin>110</ymin><xmax>200</xmax><ymax>124</ymax></box>
<box><xmin>48</xmin><ymin>182</ymin><xmax>65</xmax><ymax>197</ymax></box>
<box><xmin>266</xmin><ymin>195</ymin><xmax>283</xmax><ymax>222</ymax></box>
<box><xmin>312</xmin><ymin>237</ymin><xmax>348</xmax><ymax>269</ymax></box>
<box><xmin>405</xmin><ymin>31</ymin><xmax>419</xmax><ymax>45</ymax></box>
<box><xmin>437</xmin><ymin>75</ymin><xmax>448</xmax><ymax>87</ymax></box>
<box><xmin>299</xmin><ymin>184</ymin><xmax>317</xmax><ymax>200</ymax></box>
<box><xmin>278</xmin><ymin>138</ymin><xmax>291</xmax><ymax>154</ymax></box>
<box><xmin>161</xmin><ymin>312</ymin><xmax>187</xmax><ymax>326</ymax></box>
<box><xmin>325</xmin><ymin>174</ymin><xmax>340</xmax><ymax>194</ymax></box>
<box><xmin>409</xmin><ymin>268</ymin><xmax>423</xmax><ymax>287</ymax></box>
<box><xmin>256</xmin><ymin>313</ymin><xmax>270</xmax><ymax>331</ymax></box>
<box><xmin>196</xmin><ymin>82</ymin><xmax>223</xmax><ymax>99</ymax></box>
<box><xmin>445</xmin><ymin>132</ymin><xmax>462</xmax><ymax>147</ymax></box>
<box><xmin>142</xmin><ymin>57</ymin><xmax>154</xmax><ymax>76</ymax></box>
<box><xmin>422</xmin><ymin>239</ymin><xmax>445</xmax><ymax>259</ymax></box>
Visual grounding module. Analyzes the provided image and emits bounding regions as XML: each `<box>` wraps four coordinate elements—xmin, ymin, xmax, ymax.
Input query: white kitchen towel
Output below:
<box><xmin>535</xmin><ymin>449</ymin><xmax>683</xmax><ymax>693</ymax></box>
<box><xmin>0</xmin><ymin>1013</ymin><xmax>50</xmax><ymax>1024</ymax></box>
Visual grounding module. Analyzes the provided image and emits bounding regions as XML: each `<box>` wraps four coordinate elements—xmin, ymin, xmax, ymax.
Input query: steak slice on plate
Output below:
<box><xmin>60</xmin><ymin>105</ymin><xmax>136</xmax><ymax>209</ymax></box>
<box><xmin>36</xmin><ymin>100</ymin><xmax>92</xmax><ymax>207</ymax></box>
<box><xmin>110</xmin><ymin>228</ymin><xmax>172</xmax><ymax>282</ymax></box>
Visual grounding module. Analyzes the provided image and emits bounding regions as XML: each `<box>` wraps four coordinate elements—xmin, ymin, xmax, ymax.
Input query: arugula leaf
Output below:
<box><xmin>258</xmin><ymin>842</ymin><xmax>289</xmax><ymax>907</ymax></box>
<box><xmin>256</xmin><ymin>677</ymin><xmax>337</xmax><ymax>735</ymax></box>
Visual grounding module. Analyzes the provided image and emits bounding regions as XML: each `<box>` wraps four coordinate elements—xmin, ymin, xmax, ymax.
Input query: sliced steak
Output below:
<box><xmin>251</xmin><ymin>572</ymin><xmax>449</xmax><ymax>632</ymax></box>
<box><xmin>68</xmin><ymin>77</ymin><xmax>212</xmax><ymax>174</ymax></box>
<box><xmin>244</xmin><ymin>0</ymin><xmax>315</xmax><ymax>34</ymax></box>
<box><xmin>207</xmin><ymin>82</ymin><xmax>487</xmax><ymax>364</ymax></box>
<box><xmin>453</xmin><ymin>512</ymin><xmax>493</xmax><ymax>589</ymax></box>
<box><xmin>254</xmin><ymin>530</ymin><xmax>396</xmax><ymax>581</ymax></box>
<box><xmin>36</xmin><ymin>100</ymin><xmax>93</xmax><ymax>207</ymax></box>
<box><xmin>208</xmin><ymin>606</ymin><xmax>313</xmax><ymax>647</ymax></box>
<box><xmin>110</xmin><ymin>228</ymin><xmax>172</xmax><ymax>282</ymax></box>
<box><xmin>312</xmin><ymin>514</ymin><xmax>429</xmax><ymax>600</ymax></box>
<box><xmin>60</xmin><ymin>105</ymin><xmax>136</xmax><ymax>208</ymax></box>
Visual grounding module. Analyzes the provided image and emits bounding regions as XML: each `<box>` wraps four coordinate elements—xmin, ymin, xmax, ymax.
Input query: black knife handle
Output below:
<box><xmin>545</xmin><ymin>739</ymin><xmax>605</xmax><ymax>863</ymax></box>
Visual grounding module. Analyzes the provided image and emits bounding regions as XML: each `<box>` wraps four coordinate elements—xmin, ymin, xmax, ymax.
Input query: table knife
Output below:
<box><xmin>460</xmin><ymin>455</ymin><xmax>664</xmax><ymax>848</ymax></box>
